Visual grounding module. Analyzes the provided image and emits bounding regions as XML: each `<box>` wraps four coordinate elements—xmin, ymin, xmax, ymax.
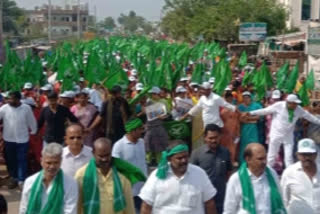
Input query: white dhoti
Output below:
<box><xmin>268</xmin><ymin>133</ymin><xmax>294</xmax><ymax>168</ymax></box>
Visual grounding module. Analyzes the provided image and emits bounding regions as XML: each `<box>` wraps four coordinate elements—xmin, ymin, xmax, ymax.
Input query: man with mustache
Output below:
<box><xmin>75</xmin><ymin>137</ymin><xmax>138</xmax><ymax>214</ymax></box>
<box><xmin>281</xmin><ymin>138</ymin><xmax>320</xmax><ymax>214</ymax></box>
<box><xmin>139</xmin><ymin>140</ymin><xmax>218</xmax><ymax>214</ymax></box>
<box><xmin>19</xmin><ymin>143</ymin><xmax>78</xmax><ymax>214</ymax></box>
<box><xmin>223</xmin><ymin>143</ymin><xmax>286</xmax><ymax>214</ymax></box>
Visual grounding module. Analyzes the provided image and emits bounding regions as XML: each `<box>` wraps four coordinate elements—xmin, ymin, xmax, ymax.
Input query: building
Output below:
<box><xmin>25</xmin><ymin>4</ymin><xmax>89</xmax><ymax>39</ymax></box>
<box><xmin>279</xmin><ymin>0</ymin><xmax>320</xmax><ymax>30</ymax></box>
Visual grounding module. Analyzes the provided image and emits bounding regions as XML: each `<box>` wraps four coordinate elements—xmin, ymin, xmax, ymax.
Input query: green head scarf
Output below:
<box><xmin>125</xmin><ymin>118</ymin><xmax>143</xmax><ymax>133</ymax></box>
<box><xmin>156</xmin><ymin>144</ymin><xmax>189</xmax><ymax>179</ymax></box>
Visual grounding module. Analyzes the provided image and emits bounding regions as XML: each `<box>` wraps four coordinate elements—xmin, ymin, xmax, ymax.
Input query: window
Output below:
<box><xmin>82</xmin><ymin>17</ymin><xmax>87</xmax><ymax>22</ymax></box>
<box><xmin>72</xmin><ymin>15</ymin><xmax>77</xmax><ymax>22</ymax></box>
<box><xmin>72</xmin><ymin>26</ymin><xmax>77</xmax><ymax>32</ymax></box>
<box><xmin>302</xmin><ymin>0</ymin><xmax>311</xmax><ymax>20</ymax></box>
<box><xmin>66</xmin><ymin>17</ymin><xmax>70</xmax><ymax>22</ymax></box>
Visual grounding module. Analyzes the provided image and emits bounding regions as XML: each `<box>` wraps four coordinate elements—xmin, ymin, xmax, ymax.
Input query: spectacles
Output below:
<box><xmin>68</xmin><ymin>136</ymin><xmax>82</xmax><ymax>140</ymax></box>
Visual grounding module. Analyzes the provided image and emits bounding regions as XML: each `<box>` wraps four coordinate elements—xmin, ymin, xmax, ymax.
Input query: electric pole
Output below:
<box><xmin>48</xmin><ymin>0</ymin><xmax>52</xmax><ymax>43</ymax></box>
<box><xmin>77</xmin><ymin>0</ymin><xmax>81</xmax><ymax>39</ymax></box>
<box><xmin>0</xmin><ymin>0</ymin><xmax>5</xmax><ymax>63</ymax></box>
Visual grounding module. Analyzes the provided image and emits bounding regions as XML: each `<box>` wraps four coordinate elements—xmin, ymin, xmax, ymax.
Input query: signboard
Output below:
<box><xmin>146</xmin><ymin>102</ymin><xmax>167</xmax><ymax>121</ymax></box>
<box><xmin>307</xmin><ymin>26</ymin><xmax>320</xmax><ymax>55</ymax></box>
<box><xmin>239</xmin><ymin>22</ymin><xmax>267</xmax><ymax>42</ymax></box>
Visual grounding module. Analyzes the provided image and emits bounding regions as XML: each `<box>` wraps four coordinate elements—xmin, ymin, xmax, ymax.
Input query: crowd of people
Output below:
<box><xmin>0</xmin><ymin>43</ymin><xmax>318</xmax><ymax>214</ymax></box>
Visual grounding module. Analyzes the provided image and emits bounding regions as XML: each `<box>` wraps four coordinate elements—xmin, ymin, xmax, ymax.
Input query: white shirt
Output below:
<box><xmin>223</xmin><ymin>168</ymin><xmax>280</xmax><ymax>214</ymax></box>
<box><xmin>188</xmin><ymin>93</ymin><xmax>236</xmax><ymax>127</ymax></box>
<box><xmin>112</xmin><ymin>135</ymin><xmax>147</xmax><ymax>196</ymax></box>
<box><xmin>89</xmin><ymin>89</ymin><xmax>103</xmax><ymax>111</ymax></box>
<box><xmin>19</xmin><ymin>170</ymin><xmax>78</xmax><ymax>214</ymax></box>
<box><xmin>61</xmin><ymin>145</ymin><xmax>93</xmax><ymax>177</ymax></box>
<box><xmin>139</xmin><ymin>164</ymin><xmax>217</xmax><ymax>214</ymax></box>
<box><xmin>281</xmin><ymin>161</ymin><xmax>320</xmax><ymax>214</ymax></box>
<box><xmin>0</xmin><ymin>103</ymin><xmax>37</xmax><ymax>143</ymax></box>
<box><xmin>250</xmin><ymin>101</ymin><xmax>320</xmax><ymax>138</ymax></box>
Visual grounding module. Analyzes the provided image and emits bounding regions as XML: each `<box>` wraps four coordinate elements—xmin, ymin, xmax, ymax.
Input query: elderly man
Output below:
<box><xmin>112</xmin><ymin>118</ymin><xmax>147</xmax><ymax>213</ymax></box>
<box><xmin>0</xmin><ymin>91</ymin><xmax>37</xmax><ymax>189</ymax></box>
<box><xmin>139</xmin><ymin>140</ymin><xmax>218</xmax><ymax>214</ymax></box>
<box><xmin>181</xmin><ymin>82</ymin><xmax>236</xmax><ymax>128</ymax></box>
<box><xmin>223</xmin><ymin>143</ymin><xmax>286</xmax><ymax>214</ymax></box>
<box><xmin>247</xmin><ymin>94</ymin><xmax>320</xmax><ymax>168</ymax></box>
<box><xmin>61</xmin><ymin>124</ymin><xmax>93</xmax><ymax>177</ymax></box>
<box><xmin>19</xmin><ymin>143</ymin><xmax>78</xmax><ymax>214</ymax></box>
<box><xmin>281</xmin><ymin>138</ymin><xmax>320</xmax><ymax>213</ymax></box>
<box><xmin>75</xmin><ymin>138</ymin><xmax>145</xmax><ymax>214</ymax></box>
<box><xmin>190</xmin><ymin>124</ymin><xmax>232</xmax><ymax>214</ymax></box>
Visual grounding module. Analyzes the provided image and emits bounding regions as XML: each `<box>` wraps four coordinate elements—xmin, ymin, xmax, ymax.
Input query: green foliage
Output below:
<box><xmin>99</xmin><ymin>17</ymin><xmax>117</xmax><ymax>30</ymax></box>
<box><xmin>161</xmin><ymin>0</ymin><xmax>288</xmax><ymax>41</ymax></box>
<box><xmin>3</xmin><ymin>0</ymin><xmax>25</xmax><ymax>35</ymax></box>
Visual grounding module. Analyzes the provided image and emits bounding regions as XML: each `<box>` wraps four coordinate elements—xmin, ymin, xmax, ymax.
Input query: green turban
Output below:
<box><xmin>125</xmin><ymin>118</ymin><xmax>143</xmax><ymax>133</ymax></box>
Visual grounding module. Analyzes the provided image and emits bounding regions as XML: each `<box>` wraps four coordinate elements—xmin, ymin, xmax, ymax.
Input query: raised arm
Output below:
<box><xmin>249</xmin><ymin>103</ymin><xmax>277</xmax><ymax>116</ymax></box>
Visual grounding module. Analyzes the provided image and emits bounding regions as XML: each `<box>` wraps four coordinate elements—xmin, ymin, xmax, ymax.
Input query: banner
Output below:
<box><xmin>163</xmin><ymin>120</ymin><xmax>190</xmax><ymax>140</ymax></box>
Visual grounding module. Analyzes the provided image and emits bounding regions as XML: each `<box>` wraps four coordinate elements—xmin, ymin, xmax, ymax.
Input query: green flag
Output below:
<box><xmin>239</xmin><ymin>51</ymin><xmax>247</xmax><ymax>68</ymax></box>
<box><xmin>276</xmin><ymin>62</ymin><xmax>289</xmax><ymax>90</ymax></box>
<box><xmin>298</xmin><ymin>83</ymin><xmax>310</xmax><ymax>107</ymax></box>
<box><xmin>306</xmin><ymin>69</ymin><xmax>315</xmax><ymax>90</ymax></box>
<box><xmin>163</xmin><ymin>120</ymin><xmax>190</xmax><ymax>140</ymax></box>
<box><xmin>285</xmin><ymin>62</ymin><xmax>299</xmax><ymax>93</ymax></box>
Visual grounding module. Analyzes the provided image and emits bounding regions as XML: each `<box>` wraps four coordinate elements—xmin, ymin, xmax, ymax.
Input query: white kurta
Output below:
<box><xmin>223</xmin><ymin>168</ymin><xmax>280</xmax><ymax>214</ymax></box>
<box><xmin>250</xmin><ymin>101</ymin><xmax>320</xmax><ymax>167</ymax></box>
<box><xmin>19</xmin><ymin>171</ymin><xmax>78</xmax><ymax>214</ymax></box>
<box><xmin>188</xmin><ymin>93</ymin><xmax>236</xmax><ymax>128</ymax></box>
<box><xmin>139</xmin><ymin>164</ymin><xmax>217</xmax><ymax>214</ymax></box>
<box><xmin>281</xmin><ymin>162</ymin><xmax>320</xmax><ymax>214</ymax></box>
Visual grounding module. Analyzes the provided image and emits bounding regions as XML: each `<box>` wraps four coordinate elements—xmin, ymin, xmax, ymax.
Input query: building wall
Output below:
<box><xmin>25</xmin><ymin>7</ymin><xmax>89</xmax><ymax>38</ymax></box>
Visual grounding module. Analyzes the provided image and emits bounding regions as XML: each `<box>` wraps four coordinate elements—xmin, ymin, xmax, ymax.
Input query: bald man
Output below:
<box><xmin>223</xmin><ymin>143</ymin><xmax>286</xmax><ymax>214</ymax></box>
<box><xmin>61</xmin><ymin>124</ymin><xmax>93</xmax><ymax>177</ymax></box>
<box><xmin>75</xmin><ymin>138</ymin><xmax>135</xmax><ymax>214</ymax></box>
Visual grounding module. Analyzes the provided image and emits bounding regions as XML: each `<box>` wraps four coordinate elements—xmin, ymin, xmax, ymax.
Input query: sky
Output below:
<box><xmin>14</xmin><ymin>0</ymin><xmax>165</xmax><ymax>21</ymax></box>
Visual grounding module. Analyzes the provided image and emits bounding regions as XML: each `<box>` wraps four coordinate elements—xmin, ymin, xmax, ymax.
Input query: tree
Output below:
<box><xmin>161</xmin><ymin>0</ymin><xmax>288</xmax><ymax>41</ymax></box>
<box><xmin>3</xmin><ymin>0</ymin><xmax>24</xmax><ymax>35</ymax></box>
<box><xmin>117</xmin><ymin>11</ymin><xmax>147</xmax><ymax>33</ymax></box>
<box><xmin>100</xmin><ymin>17</ymin><xmax>116</xmax><ymax>30</ymax></box>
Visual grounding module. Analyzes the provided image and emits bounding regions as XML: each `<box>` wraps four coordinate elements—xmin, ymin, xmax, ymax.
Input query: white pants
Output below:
<box><xmin>268</xmin><ymin>133</ymin><xmax>294</xmax><ymax>168</ymax></box>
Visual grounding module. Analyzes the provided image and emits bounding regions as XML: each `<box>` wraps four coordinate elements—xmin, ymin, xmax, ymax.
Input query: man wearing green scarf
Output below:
<box><xmin>247</xmin><ymin>94</ymin><xmax>320</xmax><ymax>168</ymax></box>
<box><xmin>139</xmin><ymin>140</ymin><xmax>218</xmax><ymax>214</ymax></box>
<box><xmin>75</xmin><ymin>138</ymin><xmax>135</xmax><ymax>214</ymax></box>
<box><xmin>20</xmin><ymin>143</ymin><xmax>79</xmax><ymax>214</ymax></box>
<box><xmin>112</xmin><ymin>118</ymin><xmax>147</xmax><ymax>213</ymax></box>
<box><xmin>223</xmin><ymin>143</ymin><xmax>286</xmax><ymax>214</ymax></box>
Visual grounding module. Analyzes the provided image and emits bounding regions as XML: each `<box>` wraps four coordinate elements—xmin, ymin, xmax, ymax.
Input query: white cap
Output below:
<box><xmin>209</xmin><ymin>77</ymin><xmax>215</xmax><ymax>84</ymax></box>
<box><xmin>23</xmin><ymin>82</ymin><xmax>33</xmax><ymax>89</ymax></box>
<box><xmin>135</xmin><ymin>83</ymin><xmax>144</xmax><ymax>91</ymax></box>
<box><xmin>190</xmin><ymin>82</ymin><xmax>199</xmax><ymax>87</ymax></box>
<box><xmin>59</xmin><ymin>91</ymin><xmax>75</xmax><ymax>98</ymax></box>
<box><xmin>176</xmin><ymin>86</ymin><xmax>187</xmax><ymax>93</ymax></box>
<box><xmin>131</xmin><ymin>69</ymin><xmax>138</xmax><ymax>76</ymax></box>
<box><xmin>22</xmin><ymin>97</ymin><xmax>36</xmax><ymax>106</ymax></box>
<box><xmin>41</xmin><ymin>84</ymin><xmax>53</xmax><ymax>91</ymax></box>
<box><xmin>242</xmin><ymin>91</ymin><xmax>251</xmax><ymax>97</ymax></box>
<box><xmin>149</xmin><ymin>86</ymin><xmax>161</xmax><ymax>94</ymax></box>
<box><xmin>189</xmin><ymin>60</ymin><xmax>194</xmax><ymax>65</ymax></box>
<box><xmin>286</xmin><ymin>94</ymin><xmax>301</xmax><ymax>104</ymax></box>
<box><xmin>297</xmin><ymin>138</ymin><xmax>317</xmax><ymax>153</ymax></box>
<box><xmin>129</xmin><ymin>76</ymin><xmax>136</xmax><ymax>82</ymax></box>
<box><xmin>180</xmin><ymin>77</ymin><xmax>190</xmax><ymax>82</ymax></box>
<box><xmin>1</xmin><ymin>91</ymin><xmax>9</xmax><ymax>98</ymax></box>
<box><xmin>272</xmin><ymin>90</ymin><xmax>281</xmax><ymax>99</ymax></box>
<box><xmin>225</xmin><ymin>87</ymin><xmax>232</xmax><ymax>91</ymax></box>
<box><xmin>201</xmin><ymin>82</ymin><xmax>212</xmax><ymax>89</ymax></box>
<box><xmin>81</xmin><ymin>88</ymin><xmax>90</xmax><ymax>95</ymax></box>
<box><xmin>42</xmin><ymin>61</ymin><xmax>48</xmax><ymax>67</ymax></box>
<box><xmin>79</xmin><ymin>77</ymin><xmax>85</xmax><ymax>82</ymax></box>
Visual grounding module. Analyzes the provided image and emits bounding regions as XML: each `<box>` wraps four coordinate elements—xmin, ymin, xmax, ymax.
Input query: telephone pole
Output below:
<box><xmin>77</xmin><ymin>0</ymin><xmax>81</xmax><ymax>39</ymax></box>
<box><xmin>48</xmin><ymin>0</ymin><xmax>52</xmax><ymax>43</ymax></box>
<box><xmin>0</xmin><ymin>0</ymin><xmax>5</xmax><ymax>63</ymax></box>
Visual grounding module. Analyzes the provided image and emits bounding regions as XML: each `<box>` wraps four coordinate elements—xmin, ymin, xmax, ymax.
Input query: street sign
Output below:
<box><xmin>307</xmin><ymin>26</ymin><xmax>320</xmax><ymax>55</ymax></box>
<box><xmin>239</xmin><ymin>22</ymin><xmax>267</xmax><ymax>42</ymax></box>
